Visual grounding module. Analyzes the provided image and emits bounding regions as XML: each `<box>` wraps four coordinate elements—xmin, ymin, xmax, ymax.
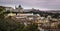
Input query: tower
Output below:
<box><xmin>18</xmin><ymin>5</ymin><xmax>23</xmax><ymax>12</ymax></box>
<box><xmin>15</xmin><ymin>5</ymin><xmax>23</xmax><ymax>13</ymax></box>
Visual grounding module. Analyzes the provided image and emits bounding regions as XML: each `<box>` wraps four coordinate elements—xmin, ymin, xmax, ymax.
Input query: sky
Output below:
<box><xmin>0</xmin><ymin>0</ymin><xmax>60</xmax><ymax>10</ymax></box>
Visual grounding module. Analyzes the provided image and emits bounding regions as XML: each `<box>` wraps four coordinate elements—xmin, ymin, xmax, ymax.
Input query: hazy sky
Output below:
<box><xmin>0</xmin><ymin>0</ymin><xmax>60</xmax><ymax>9</ymax></box>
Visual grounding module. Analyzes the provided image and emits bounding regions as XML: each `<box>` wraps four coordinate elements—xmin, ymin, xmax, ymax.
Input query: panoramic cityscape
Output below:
<box><xmin>0</xmin><ymin>0</ymin><xmax>60</xmax><ymax>31</ymax></box>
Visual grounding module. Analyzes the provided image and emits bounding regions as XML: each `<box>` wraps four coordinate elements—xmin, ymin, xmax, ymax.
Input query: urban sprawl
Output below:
<box><xmin>0</xmin><ymin>5</ymin><xmax>60</xmax><ymax>31</ymax></box>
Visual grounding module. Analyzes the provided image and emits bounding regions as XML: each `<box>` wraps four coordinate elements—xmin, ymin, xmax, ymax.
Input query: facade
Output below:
<box><xmin>5</xmin><ymin>7</ymin><xmax>14</xmax><ymax>12</ymax></box>
<box><xmin>14</xmin><ymin>5</ymin><xmax>23</xmax><ymax>12</ymax></box>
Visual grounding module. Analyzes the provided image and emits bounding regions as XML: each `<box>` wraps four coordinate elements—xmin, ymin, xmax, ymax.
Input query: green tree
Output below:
<box><xmin>22</xmin><ymin>23</ymin><xmax>39</xmax><ymax>31</ymax></box>
<box><xmin>0</xmin><ymin>6</ymin><xmax>39</xmax><ymax>31</ymax></box>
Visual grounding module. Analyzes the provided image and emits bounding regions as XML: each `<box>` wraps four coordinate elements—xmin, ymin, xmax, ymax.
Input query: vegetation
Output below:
<box><xmin>1</xmin><ymin>5</ymin><xmax>60</xmax><ymax>31</ymax></box>
<box><xmin>0</xmin><ymin>6</ymin><xmax>39</xmax><ymax>31</ymax></box>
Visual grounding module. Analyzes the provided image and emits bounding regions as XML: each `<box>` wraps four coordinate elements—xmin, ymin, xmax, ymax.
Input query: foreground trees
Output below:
<box><xmin>0</xmin><ymin>6</ymin><xmax>39</xmax><ymax>31</ymax></box>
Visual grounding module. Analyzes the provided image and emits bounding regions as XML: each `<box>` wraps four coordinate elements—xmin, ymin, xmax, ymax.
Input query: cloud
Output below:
<box><xmin>0</xmin><ymin>0</ymin><xmax>60</xmax><ymax>9</ymax></box>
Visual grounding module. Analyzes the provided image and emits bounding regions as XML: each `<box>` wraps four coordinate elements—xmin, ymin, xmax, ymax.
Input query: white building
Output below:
<box><xmin>14</xmin><ymin>5</ymin><xmax>23</xmax><ymax>12</ymax></box>
<box><xmin>5</xmin><ymin>7</ymin><xmax>14</xmax><ymax>12</ymax></box>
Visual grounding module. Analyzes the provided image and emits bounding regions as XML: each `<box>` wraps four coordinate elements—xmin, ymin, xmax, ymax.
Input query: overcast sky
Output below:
<box><xmin>0</xmin><ymin>0</ymin><xmax>60</xmax><ymax>10</ymax></box>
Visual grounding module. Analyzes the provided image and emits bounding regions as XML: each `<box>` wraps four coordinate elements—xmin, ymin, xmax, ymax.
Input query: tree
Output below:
<box><xmin>0</xmin><ymin>6</ymin><xmax>40</xmax><ymax>31</ymax></box>
<box><xmin>22</xmin><ymin>23</ymin><xmax>39</xmax><ymax>31</ymax></box>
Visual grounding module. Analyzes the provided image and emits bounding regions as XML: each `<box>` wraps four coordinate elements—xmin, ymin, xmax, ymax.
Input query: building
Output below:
<box><xmin>14</xmin><ymin>5</ymin><xmax>23</xmax><ymax>12</ymax></box>
<box><xmin>5</xmin><ymin>7</ymin><xmax>14</xmax><ymax>12</ymax></box>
